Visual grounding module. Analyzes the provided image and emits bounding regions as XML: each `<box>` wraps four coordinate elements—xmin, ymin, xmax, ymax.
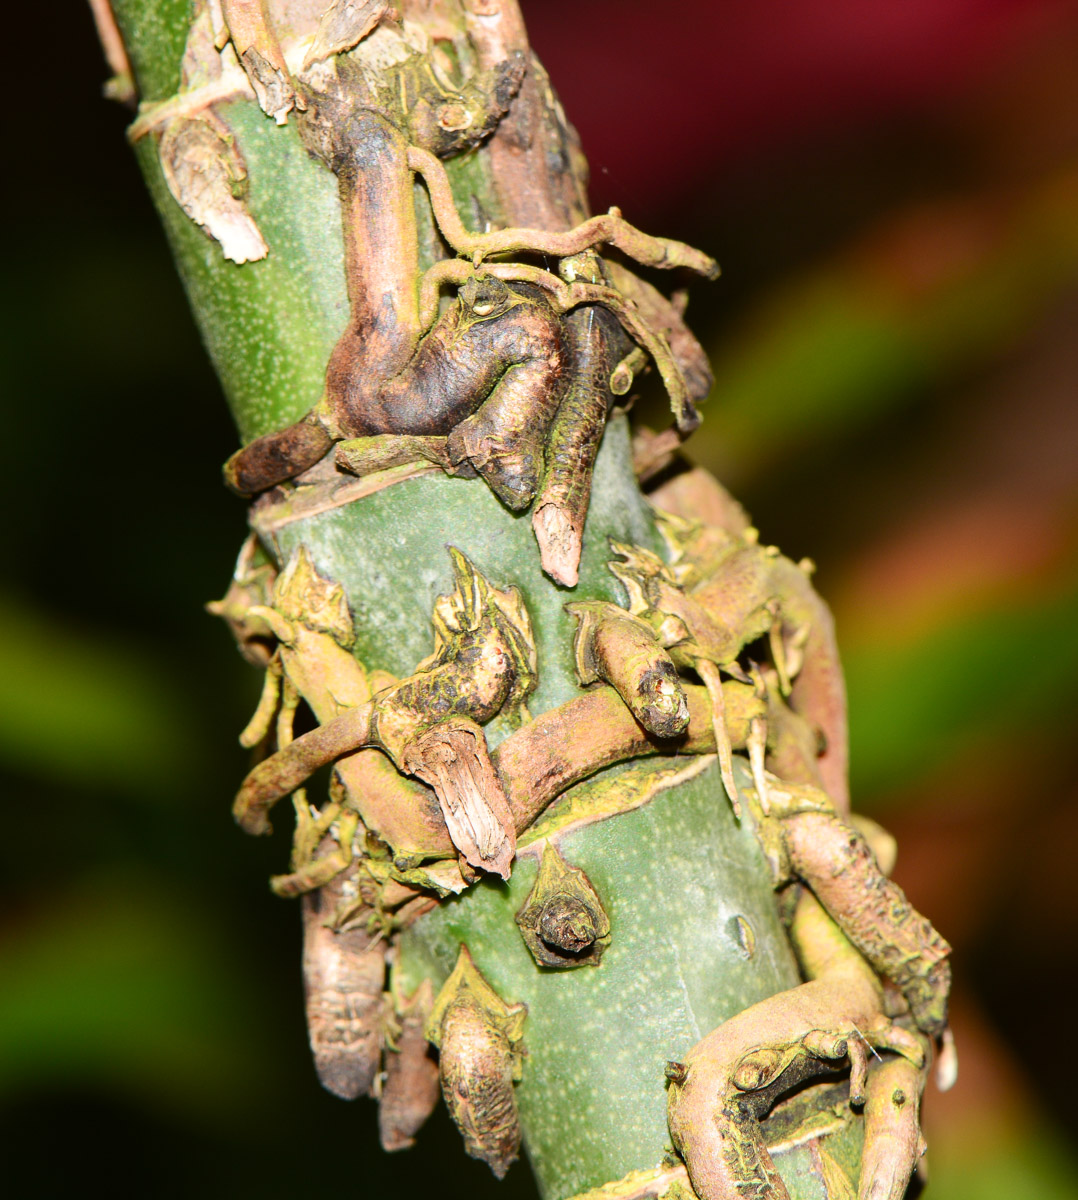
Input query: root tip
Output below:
<box><xmin>534</xmin><ymin>503</ymin><xmax>582</xmax><ymax>587</ymax></box>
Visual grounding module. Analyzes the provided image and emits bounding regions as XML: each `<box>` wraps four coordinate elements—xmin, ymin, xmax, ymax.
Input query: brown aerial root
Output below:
<box><xmin>604</xmin><ymin>260</ymin><xmax>714</xmax><ymax>402</ymax></box>
<box><xmin>232</xmin><ymin>702</ymin><xmax>372</xmax><ymax>835</ymax></box>
<box><xmin>379</xmin><ymin>980</ymin><xmax>441</xmax><ymax>1153</ymax></box>
<box><xmin>224</xmin><ymin>409</ymin><xmax>335</xmax><ymax>496</ymax></box>
<box><xmin>88</xmin><ymin>0</ymin><xmax>136</xmax><ymax>104</ymax></box>
<box><xmin>495</xmin><ymin>679</ymin><xmax>764</xmax><ymax>833</ymax></box>
<box><xmin>567</xmin><ymin>601</ymin><xmax>689</xmax><ymax>739</ymax></box>
<box><xmin>695</xmin><ymin>658</ymin><xmax>741</xmax><ymax>817</ymax></box>
<box><xmin>406</xmin><ymin>143</ymin><xmax>718</xmax><ymax>279</ymax></box>
<box><xmin>532</xmin><ymin>305</ymin><xmax>626</xmax><ymax>586</ymax></box>
<box><xmin>859</xmin><ymin>1052</ymin><xmax>929</xmax><ymax>1200</ymax></box>
<box><xmin>301</xmin><ymin>868</ymin><xmax>386</xmax><ymax>1101</ymax></box>
<box><xmin>418</xmin><ymin>259</ymin><xmax>699</xmax><ymax>434</ymax></box>
<box><xmin>667</xmin><ymin>894</ymin><xmax>927</xmax><ymax>1200</ymax></box>
<box><xmin>783</xmin><ymin>808</ymin><xmax>952</xmax><ymax>1037</ymax></box>
<box><xmin>269</xmin><ymin>798</ymin><xmax>359</xmax><ymax>897</ymax></box>
<box><xmin>426</xmin><ymin>946</ymin><xmax>527</xmax><ymax>1179</ymax></box>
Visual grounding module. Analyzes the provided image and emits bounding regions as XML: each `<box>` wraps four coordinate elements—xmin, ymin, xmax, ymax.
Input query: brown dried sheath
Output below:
<box><xmin>402</xmin><ymin>719</ymin><xmax>516</xmax><ymax>879</ymax></box>
<box><xmin>379</xmin><ymin>986</ymin><xmax>440</xmax><ymax>1152</ymax></box>
<box><xmin>302</xmin><ymin>875</ymin><xmax>385</xmax><ymax>1101</ymax></box>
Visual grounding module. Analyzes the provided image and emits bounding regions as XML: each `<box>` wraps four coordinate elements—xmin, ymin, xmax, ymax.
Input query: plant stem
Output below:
<box><xmin>103</xmin><ymin>2</ymin><xmax>867</xmax><ymax>1195</ymax></box>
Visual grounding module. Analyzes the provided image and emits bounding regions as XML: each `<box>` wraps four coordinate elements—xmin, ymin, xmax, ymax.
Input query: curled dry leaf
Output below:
<box><xmin>158</xmin><ymin>112</ymin><xmax>268</xmax><ymax>264</ymax></box>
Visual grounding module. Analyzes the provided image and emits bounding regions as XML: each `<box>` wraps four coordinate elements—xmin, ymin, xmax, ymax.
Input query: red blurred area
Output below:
<box><xmin>526</xmin><ymin>0</ymin><xmax>1078</xmax><ymax>218</ymax></box>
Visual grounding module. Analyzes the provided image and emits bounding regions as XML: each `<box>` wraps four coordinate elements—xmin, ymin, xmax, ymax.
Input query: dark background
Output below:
<box><xmin>2</xmin><ymin>1</ymin><xmax>1077</xmax><ymax>1195</ymax></box>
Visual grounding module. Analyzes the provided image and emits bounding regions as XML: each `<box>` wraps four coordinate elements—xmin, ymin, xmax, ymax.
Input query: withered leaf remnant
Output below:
<box><xmin>301</xmin><ymin>855</ymin><xmax>385</xmax><ymax>1099</ymax></box>
<box><xmin>158</xmin><ymin>112</ymin><xmax>268</xmax><ymax>264</ymax></box>
<box><xmin>379</xmin><ymin>980</ymin><xmax>441</xmax><ymax>1153</ymax></box>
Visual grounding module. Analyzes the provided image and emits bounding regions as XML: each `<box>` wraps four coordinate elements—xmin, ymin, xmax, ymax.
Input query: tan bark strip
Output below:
<box><xmin>516</xmin><ymin>756</ymin><xmax>715</xmax><ymax>855</ymax></box>
<box><xmin>249</xmin><ymin>461</ymin><xmax>441</xmax><ymax>539</ymax></box>
<box><xmin>88</xmin><ymin>0</ymin><xmax>136</xmax><ymax>102</ymax></box>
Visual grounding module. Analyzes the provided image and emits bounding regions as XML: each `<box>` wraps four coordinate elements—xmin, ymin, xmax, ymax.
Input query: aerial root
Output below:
<box><xmin>419</xmin><ymin>259</ymin><xmax>697</xmax><ymax>433</ymax></box>
<box><xmin>696</xmin><ymin>659</ymin><xmax>740</xmax><ymax>816</ymax></box>
<box><xmin>406</xmin><ymin>144</ymin><xmax>718</xmax><ymax>279</ymax></box>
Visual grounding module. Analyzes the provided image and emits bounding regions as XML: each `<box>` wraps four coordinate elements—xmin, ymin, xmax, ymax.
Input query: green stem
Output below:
<box><xmin>106</xmin><ymin>2</ymin><xmax>865</xmax><ymax>1195</ymax></box>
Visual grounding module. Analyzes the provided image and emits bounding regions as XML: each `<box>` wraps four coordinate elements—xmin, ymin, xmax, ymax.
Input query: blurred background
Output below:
<box><xmin>2</xmin><ymin>0</ymin><xmax>1076</xmax><ymax>1195</ymax></box>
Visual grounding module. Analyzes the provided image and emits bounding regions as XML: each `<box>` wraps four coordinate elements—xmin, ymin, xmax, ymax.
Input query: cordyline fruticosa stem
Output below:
<box><xmin>96</xmin><ymin>2</ymin><xmax>952</xmax><ymax>1198</ymax></box>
